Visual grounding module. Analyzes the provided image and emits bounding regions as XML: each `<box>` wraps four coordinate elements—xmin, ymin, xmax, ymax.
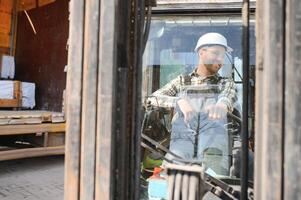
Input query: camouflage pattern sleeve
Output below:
<box><xmin>217</xmin><ymin>77</ymin><xmax>238</xmax><ymax>112</ymax></box>
<box><xmin>148</xmin><ymin>76</ymin><xmax>181</xmax><ymax>108</ymax></box>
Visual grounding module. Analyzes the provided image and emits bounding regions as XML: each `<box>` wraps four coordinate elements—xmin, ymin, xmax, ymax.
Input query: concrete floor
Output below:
<box><xmin>0</xmin><ymin>156</ymin><xmax>64</xmax><ymax>200</ymax></box>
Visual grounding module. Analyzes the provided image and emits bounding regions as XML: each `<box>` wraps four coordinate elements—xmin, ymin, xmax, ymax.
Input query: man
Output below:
<box><xmin>149</xmin><ymin>32</ymin><xmax>238</xmax><ymax>175</ymax></box>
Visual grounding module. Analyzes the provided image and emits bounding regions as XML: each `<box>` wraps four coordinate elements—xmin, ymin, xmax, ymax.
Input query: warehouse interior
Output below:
<box><xmin>0</xmin><ymin>0</ymin><xmax>69</xmax><ymax>160</ymax></box>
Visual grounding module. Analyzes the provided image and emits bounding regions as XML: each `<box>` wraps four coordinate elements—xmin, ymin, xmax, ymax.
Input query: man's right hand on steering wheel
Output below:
<box><xmin>177</xmin><ymin>99</ymin><xmax>196</xmax><ymax>124</ymax></box>
<box><xmin>178</xmin><ymin>99</ymin><xmax>228</xmax><ymax>123</ymax></box>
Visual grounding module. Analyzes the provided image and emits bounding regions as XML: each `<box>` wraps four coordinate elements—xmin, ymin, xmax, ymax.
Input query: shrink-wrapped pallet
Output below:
<box><xmin>0</xmin><ymin>55</ymin><xmax>15</xmax><ymax>79</ymax></box>
<box><xmin>0</xmin><ymin>80</ymin><xmax>35</xmax><ymax>108</ymax></box>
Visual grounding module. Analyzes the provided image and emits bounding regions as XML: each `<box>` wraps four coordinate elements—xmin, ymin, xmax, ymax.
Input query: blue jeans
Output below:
<box><xmin>165</xmin><ymin>110</ymin><xmax>230</xmax><ymax>175</ymax></box>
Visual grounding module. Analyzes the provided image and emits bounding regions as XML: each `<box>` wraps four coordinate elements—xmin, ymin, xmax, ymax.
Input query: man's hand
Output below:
<box><xmin>205</xmin><ymin>102</ymin><xmax>228</xmax><ymax>120</ymax></box>
<box><xmin>177</xmin><ymin>99</ymin><xmax>195</xmax><ymax>124</ymax></box>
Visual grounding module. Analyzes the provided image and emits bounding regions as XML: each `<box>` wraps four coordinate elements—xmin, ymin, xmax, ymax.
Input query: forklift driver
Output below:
<box><xmin>149</xmin><ymin>32</ymin><xmax>238</xmax><ymax>175</ymax></box>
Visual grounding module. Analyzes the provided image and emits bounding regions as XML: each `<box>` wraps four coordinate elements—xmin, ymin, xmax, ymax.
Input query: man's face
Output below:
<box><xmin>199</xmin><ymin>45</ymin><xmax>226</xmax><ymax>74</ymax></box>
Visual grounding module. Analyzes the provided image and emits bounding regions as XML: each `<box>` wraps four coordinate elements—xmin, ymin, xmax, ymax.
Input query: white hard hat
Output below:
<box><xmin>194</xmin><ymin>32</ymin><xmax>233</xmax><ymax>52</ymax></box>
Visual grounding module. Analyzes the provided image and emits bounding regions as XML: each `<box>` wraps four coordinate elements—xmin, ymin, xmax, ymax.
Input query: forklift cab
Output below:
<box><xmin>140</xmin><ymin>2</ymin><xmax>255</xmax><ymax>199</ymax></box>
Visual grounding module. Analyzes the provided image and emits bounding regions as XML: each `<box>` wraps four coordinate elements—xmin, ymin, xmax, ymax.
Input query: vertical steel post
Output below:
<box><xmin>241</xmin><ymin>0</ymin><xmax>249</xmax><ymax>199</ymax></box>
<box><xmin>133</xmin><ymin>0</ymin><xmax>145</xmax><ymax>199</ymax></box>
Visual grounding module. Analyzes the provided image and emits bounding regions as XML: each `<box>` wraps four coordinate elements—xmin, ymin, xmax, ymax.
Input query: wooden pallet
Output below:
<box><xmin>0</xmin><ymin>110</ymin><xmax>65</xmax><ymax>160</ymax></box>
<box><xmin>0</xmin><ymin>110</ymin><xmax>64</xmax><ymax>125</ymax></box>
<box><xmin>0</xmin><ymin>81</ymin><xmax>22</xmax><ymax>108</ymax></box>
<box><xmin>0</xmin><ymin>146</ymin><xmax>65</xmax><ymax>161</ymax></box>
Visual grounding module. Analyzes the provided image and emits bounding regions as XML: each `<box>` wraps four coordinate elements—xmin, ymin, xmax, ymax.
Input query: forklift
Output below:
<box><xmin>65</xmin><ymin>0</ymin><xmax>301</xmax><ymax>199</ymax></box>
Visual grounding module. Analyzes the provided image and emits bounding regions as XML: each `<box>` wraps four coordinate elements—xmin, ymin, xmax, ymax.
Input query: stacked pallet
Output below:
<box><xmin>0</xmin><ymin>110</ymin><xmax>64</xmax><ymax>125</ymax></box>
<box><xmin>0</xmin><ymin>80</ymin><xmax>35</xmax><ymax>108</ymax></box>
<box><xmin>0</xmin><ymin>110</ymin><xmax>65</xmax><ymax>161</ymax></box>
<box><xmin>0</xmin><ymin>55</ymin><xmax>35</xmax><ymax>108</ymax></box>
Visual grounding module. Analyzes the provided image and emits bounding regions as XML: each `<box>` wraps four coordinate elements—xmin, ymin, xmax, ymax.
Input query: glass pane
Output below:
<box><xmin>141</xmin><ymin>14</ymin><xmax>255</xmax><ymax>199</ymax></box>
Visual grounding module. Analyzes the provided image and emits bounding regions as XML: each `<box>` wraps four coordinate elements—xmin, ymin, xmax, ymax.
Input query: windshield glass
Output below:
<box><xmin>142</xmin><ymin>15</ymin><xmax>255</xmax><ymax>107</ymax></box>
<box><xmin>141</xmin><ymin>14</ymin><xmax>255</xmax><ymax>200</ymax></box>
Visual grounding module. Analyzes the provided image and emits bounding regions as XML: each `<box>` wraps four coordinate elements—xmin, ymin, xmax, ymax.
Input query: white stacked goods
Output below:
<box><xmin>22</xmin><ymin>82</ymin><xmax>36</xmax><ymax>109</ymax></box>
<box><xmin>0</xmin><ymin>81</ymin><xmax>14</xmax><ymax>99</ymax></box>
<box><xmin>0</xmin><ymin>80</ymin><xmax>35</xmax><ymax>108</ymax></box>
<box><xmin>0</xmin><ymin>55</ymin><xmax>15</xmax><ymax>79</ymax></box>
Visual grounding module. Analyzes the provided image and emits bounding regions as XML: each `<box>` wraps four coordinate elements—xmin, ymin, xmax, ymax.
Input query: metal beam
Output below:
<box><xmin>241</xmin><ymin>0</ymin><xmax>249</xmax><ymax>199</ymax></box>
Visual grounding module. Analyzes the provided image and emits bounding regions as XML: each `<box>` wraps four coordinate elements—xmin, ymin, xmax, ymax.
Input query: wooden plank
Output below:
<box><xmin>0</xmin><ymin>117</ymin><xmax>37</xmax><ymax>125</ymax></box>
<box><xmin>0</xmin><ymin>81</ymin><xmax>21</xmax><ymax>108</ymax></box>
<box><xmin>0</xmin><ymin>146</ymin><xmax>64</xmax><ymax>161</ymax></box>
<box><xmin>254</xmin><ymin>0</ymin><xmax>284</xmax><ymax>199</ymax></box>
<box><xmin>284</xmin><ymin>0</ymin><xmax>301</xmax><ymax>199</ymax></box>
<box><xmin>95</xmin><ymin>0</ymin><xmax>116</xmax><ymax>199</ymax></box>
<box><xmin>0</xmin><ymin>99</ymin><xmax>19</xmax><ymax>107</ymax></box>
<box><xmin>0</xmin><ymin>110</ymin><xmax>65</xmax><ymax>125</ymax></box>
<box><xmin>13</xmin><ymin>80</ymin><xmax>22</xmax><ymax>106</ymax></box>
<box><xmin>0</xmin><ymin>123</ymin><xmax>65</xmax><ymax>135</ymax></box>
<box><xmin>79</xmin><ymin>0</ymin><xmax>100</xmax><ymax>199</ymax></box>
<box><xmin>64</xmin><ymin>0</ymin><xmax>85</xmax><ymax>199</ymax></box>
<box><xmin>47</xmin><ymin>133</ymin><xmax>65</xmax><ymax>146</ymax></box>
<box><xmin>38</xmin><ymin>0</ymin><xmax>56</xmax><ymax>7</ymax></box>
<box><xmin>0</xmin><ymin>117</ymin><xmax>41</xmax><ymax>125</ymax></box>
<box><xmin>254</xmin><ymin>0</ymin><xmax>264</xmax><ymax>198</ymax></box>
<box><xmin>18</xmin><ymin>0</ymin><xmax>36</xmax><ymax>11</ymax></box>
<box><xmin>0</xmin><ymin>12</ymin><xmax>12</xmax><ymax>34</ymax></box>
<box><xmin>10</xmin><ymin>0</ymin><xmax>18</xmax><ymax>56</ymax></box>
<box><xmin>51</xmin><ymin>114</ymin><xmax>65</xmax><ymax>123</ymax></box>
<box><xmin>0</xmin><ymin>47</ymin><xmax>9</xmax><ymax>54</ymax></box>
<box><xmin>0</xmin><ymin>0</ymin><xmax>13</xmax><ymax>13</ymax></box>
<box><xmin>0</xmin><ymin>110</ymin><xmax>64</xmax><ymax>118</ymax></box>
<box><xmin>43</xmin><ymin>132</ymin><xmax>49</xmax><ymax>147</ymax></box>
<box><xmin>0</xmin><ymin>33</ymin><xmax>10</xmax><ymax>48</ymax></box>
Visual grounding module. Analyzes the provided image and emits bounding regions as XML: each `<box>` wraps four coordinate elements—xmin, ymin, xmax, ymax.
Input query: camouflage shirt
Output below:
<box><xmin>149</xmin><ymin>70</ymin><xmax>238</xmax><ymax>112</ymax></box>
